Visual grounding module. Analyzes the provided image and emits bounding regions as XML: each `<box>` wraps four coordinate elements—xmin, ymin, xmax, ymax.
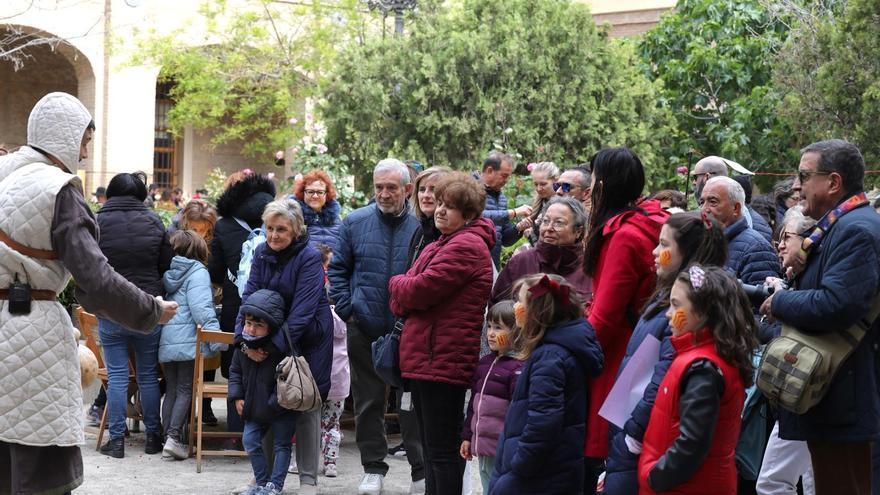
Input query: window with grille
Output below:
<box><xmin>153</xmin><ymin>81</ymin><xmax>178</xmax><ymax>190</ymax></box>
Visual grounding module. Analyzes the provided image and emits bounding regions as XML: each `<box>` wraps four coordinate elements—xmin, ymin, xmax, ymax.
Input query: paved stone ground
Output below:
<box><xmin>77</xmin><ymin>410</ymin><xmax>483</xmax><ymax>494</ymax></box>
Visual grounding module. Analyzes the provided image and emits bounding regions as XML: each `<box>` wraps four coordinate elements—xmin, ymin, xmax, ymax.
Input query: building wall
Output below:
<box><xmin>584</xmin><ymin>0</ymin><xmax>675</xmax><ymax>37</ymax></box>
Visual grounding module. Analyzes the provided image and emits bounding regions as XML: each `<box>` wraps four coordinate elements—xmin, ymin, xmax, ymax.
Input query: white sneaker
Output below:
<box><xmin>323</xmin><ymin>463</ymin><xmax>337</xmax><ymax>477</ymax></box>
<box><xmin>357</xmin><ymin>473</ymin><xmax>384</xmax><ymax>495</ymax></box>
<box><xmin>408</xmin><ymin>478</ymin><xmax>426</xmax><ymax>495</ymax></box>
<box><xmin>288</xmin><ymin>457</ymin><xmax>299</xmax><ymax>474</ymax></box>
<box><xmin>162</xmin><ymin>437</ymin><xmax>187</xmax><ymax>460</ymax></box>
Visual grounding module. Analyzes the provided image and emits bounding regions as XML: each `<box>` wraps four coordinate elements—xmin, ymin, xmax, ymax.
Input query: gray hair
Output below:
<box><xmin>262</xmin><ymin>199</ymin><xmax>305</xmax><ymax>238</ymax></box>
<box><xmin>706</xmin><ymin>176</ymin><xmax>745</xmax><ymax>207</ymax></box>
<box><xmin>782</xmin><ymin>205</ymin><xmax>817</xmax><ymax>236</ymax></box>
<box><xmin>374</xmin><ymin>158</ymin><xmax>412</xmax><ymax>186</ymax></box>
<box><xmin>531</xmin><ymin>161</ymin><xmax>560</xmax><ymax>179</ymax></box>
<box><xmin>773</xmin><ymin>177</ymin><xmax>795</xmax><ymax>202</ymax></box>
<box><xmin>546</xmin><ymin>196</ymin><xmax>588</xmax><ymax>239</ymax></box>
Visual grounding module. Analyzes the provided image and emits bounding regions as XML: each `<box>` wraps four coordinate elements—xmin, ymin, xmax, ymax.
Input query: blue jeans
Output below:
<box><xmin>243</xmin><ymin>416</ymin><xmax>298</xmax><ymax>488</ymax></box>
<box><xmin>98</xmin><ymin>319</ymin><xmax>161</xmax><ymax>440</ymax></box>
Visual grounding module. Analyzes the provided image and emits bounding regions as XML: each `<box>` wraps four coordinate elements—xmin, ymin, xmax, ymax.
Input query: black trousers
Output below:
<box><xmin>410</xmin><ymin>379</ymin><xmax>467</xmax><ymax>495</ymax></box>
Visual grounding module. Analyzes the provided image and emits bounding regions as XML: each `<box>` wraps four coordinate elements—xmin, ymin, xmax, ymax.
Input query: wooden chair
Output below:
<box><xmin>75</xmin><ymin>307</ymin><xmax>142</xmax><ymax>450</ymax></box>
<box><xmin>189</xmin><ymin>327</ymin><xmax>245</xmax><ymax>472</ymax></box>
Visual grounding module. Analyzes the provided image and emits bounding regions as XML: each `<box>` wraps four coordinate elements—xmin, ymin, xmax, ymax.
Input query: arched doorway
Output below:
<box><xmin>0</xmin><ymin>24</ymin><xmax>96</xmax><ymax>167</ymax></box>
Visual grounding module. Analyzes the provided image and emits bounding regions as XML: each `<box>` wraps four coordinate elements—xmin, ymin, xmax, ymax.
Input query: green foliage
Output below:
<box><xmin>154</xmin><ymin>208</ymin><xmax>175</xmax><ymax>228</ymax></box>
<box><xmin>203</xmin><ymin>167</ymin><xmax>228</xmax><ymax>205</ymax></box>
<box><xmin>775</xmin><ymin>0</ymin><xmax>880</xmax><ymax>186</ymax></box>
<box><xmin>129</xmin><ymin>0</ymin><xmax>364</xmax><ymax>157</ymax></box>
<box><xmin>321</xmin><ymin>0</ymin><xmax>678</xmax><ymax>193</ymax></box>
<box><xmin>638</xmin><ymin>0</ymin><xmax>799</xmax><ymax>176</ymax></box>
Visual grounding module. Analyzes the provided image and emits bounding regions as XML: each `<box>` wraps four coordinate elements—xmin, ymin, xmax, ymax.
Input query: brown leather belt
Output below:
<box><xmin>0</xmin><ymin>228</ymin><xmax>58</xmax><ymax>260</ymax></box>
<box><xmin>0</xmin><ymin>289</ymin><xmax>57</xmax><ymax>301</ymax></box>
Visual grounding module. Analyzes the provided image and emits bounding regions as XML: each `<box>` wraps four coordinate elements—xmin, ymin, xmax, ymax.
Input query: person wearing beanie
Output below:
<box><xmin>229</xmin><ymin>288</ymin><xmax>299</xmax><ymax>495</ymax></box>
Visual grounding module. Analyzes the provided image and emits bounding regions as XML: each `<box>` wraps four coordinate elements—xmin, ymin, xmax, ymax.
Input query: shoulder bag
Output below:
<box><xmin>276</xmin><ymin>323</ymin><xmax>322</xmax><ymax>412</ymax></box>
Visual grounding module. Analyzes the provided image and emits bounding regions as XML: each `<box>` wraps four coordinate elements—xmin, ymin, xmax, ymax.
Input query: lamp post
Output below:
<box><xmin>367</xmin><ymin>0</ymin><xmax>417</xmax><ymax>37</ymax></box>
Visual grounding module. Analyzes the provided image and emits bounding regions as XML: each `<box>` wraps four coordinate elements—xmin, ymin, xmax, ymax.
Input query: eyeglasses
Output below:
<box><xmin>539</xmin><ymin>217</ymin><xmax>570</xmax><ymax>230</ymax></box>
<box><xmin>797</xmin><ymin>170</ymin><xmax>831</xmax><ymax>184</ymax></box>
<box><xmin>305</xmin><ymin>189</ymin><xmax>327</xmax><ymax>197</ymax></box>
<box><xmin>778</xmin><ymin>231</ymin><xmax>801</xmax><ymax>243</ymax></box>
<box><xmin>553</xmin><ymin>182</ymin><xmax>578</xmax><ymax>193</ymax></box>
<box><xmin>692</xmin><ymin>172</ymin><xmax>715</xmax><ymax>181</ymax></box>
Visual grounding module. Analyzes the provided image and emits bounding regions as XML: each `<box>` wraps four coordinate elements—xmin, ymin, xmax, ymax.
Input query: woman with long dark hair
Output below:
<box><xmin>581</xmin><ymin>147</ymin><xmax>669</xmax><ymax>493</ymax></box>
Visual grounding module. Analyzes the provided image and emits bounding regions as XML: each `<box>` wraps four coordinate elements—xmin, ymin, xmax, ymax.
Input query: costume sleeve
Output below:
<box><xmin>648</xmin><ymin>359</ymin><xmax>724</xmax><ymax>492</ymax></box>
<box><xmin>52</xmin><ymin>183</ymin><xmax>161</xmax><ymax>332</ymax></box>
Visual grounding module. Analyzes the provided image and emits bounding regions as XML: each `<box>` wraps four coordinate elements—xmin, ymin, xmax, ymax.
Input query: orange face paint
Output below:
<box><xmin>658</xmin><ymin>249</ymin><xmax>672</xmax><ymax>267</ymax></box>
<box><xmin>671</xmin><ymin>309</ymin><xmax>689</xmax><ymax>332</ymax></box>
<box><xmin>514</xmin><ymin>302</ymin><xmax>528</xmax><ymax>328</ymax></box>
<box><xmin>495</xmin><ymin>332</ymin><xmax>509</xmax><ymax>350</ymax></box>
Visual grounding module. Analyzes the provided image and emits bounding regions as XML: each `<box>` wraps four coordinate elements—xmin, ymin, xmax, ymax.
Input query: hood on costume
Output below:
<box><xmin>27</xmin><ymin>92</ymin><xmax>92</xmax><ymax>174</ymax></box>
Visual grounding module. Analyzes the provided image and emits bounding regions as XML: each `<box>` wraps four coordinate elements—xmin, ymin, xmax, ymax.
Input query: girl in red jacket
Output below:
<box><xmin>637</xmin><ymin>266</ymin><xmax>758</xmax><ymax>494</ymax></box>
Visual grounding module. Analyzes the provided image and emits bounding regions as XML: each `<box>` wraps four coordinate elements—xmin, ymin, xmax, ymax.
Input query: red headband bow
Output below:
<box><xmin>528</xmin><ymin>274</ymin><xmax>572</xmax><ymax>306</ymax></box>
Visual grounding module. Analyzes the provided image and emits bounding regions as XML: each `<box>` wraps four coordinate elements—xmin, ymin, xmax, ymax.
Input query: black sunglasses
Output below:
<box><xmin>553</xmin><ymin>182</ymin><xmax>575</xmax><ymax>193</ymax></box>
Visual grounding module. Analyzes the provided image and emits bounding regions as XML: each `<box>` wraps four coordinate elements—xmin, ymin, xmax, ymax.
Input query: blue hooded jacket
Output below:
<box><xmin>328</xmin><ymin>202</ymin><xmax>418</xmax><ymax>340</ymax></box>
<box><xmin>159</xmin><ymin>256</ymin><xmax>222</xmax><ymax>363</ymax></box>
<box><xmin>235</xmin><ymin>235</ymin><xmax>334</xmax><ymax>399</ymax></box>
<box><xmin>725</xmin><ymin>217</ymin><xmax>780</xmax><ymax>286</ymax></box>
<box><xmin>772</xmin><ymin>202</ymin><xmax>880</xmax><ymax>442</ymax></box>
<box><xmin>604</xmin><ymin>299</ymin><xmax>674</xmax><ymax>495</ymax></box>
<box><xmin>294</xmin><ymin>197</ymin><xmax>341</xmax><ymax>252</ymax></box>
<box><xmin>490</xmin><ymin>318</ymin><xmax>604</xmax><ymax>495</ymax></box>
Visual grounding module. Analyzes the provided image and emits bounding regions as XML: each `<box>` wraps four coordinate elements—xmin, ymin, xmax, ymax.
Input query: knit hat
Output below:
<box><xmin>239</xmin><ymin>289</ymin><xmax>286</xmax><ymax>332</ymax></box>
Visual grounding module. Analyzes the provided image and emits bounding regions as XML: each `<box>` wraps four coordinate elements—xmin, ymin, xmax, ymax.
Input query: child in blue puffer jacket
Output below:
<box><xmin>159</xmin><ymin>230</ymin><xmax>224</xmax><ymax>460</ymax></box>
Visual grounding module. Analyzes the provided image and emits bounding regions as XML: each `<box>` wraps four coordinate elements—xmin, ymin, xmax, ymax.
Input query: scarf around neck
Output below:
<box><xmin>800</xmin><ymin>192</ymin><xmax>868</xmax><ymax>257</ymax></box>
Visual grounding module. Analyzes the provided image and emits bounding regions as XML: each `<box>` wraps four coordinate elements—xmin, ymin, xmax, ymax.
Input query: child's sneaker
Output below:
<box><xmin>85</xmin><ymin>404</ymin><xmax>102</xmax><ymax>427</ymax></box>
<box><xmin>231</xmin><ymin>478</ymin><xmax>257</xmax><ymax>494</ymax></box>
<box><xmin>259</xmin><ymin>482</ymin><xmax>282</xmax><ymax>495</ymax></box>
<box><xmin>324</xmin><ymin>462</ymin><xmax>337</xmax><ymax>477</ymax></box>
<box><xmin>162</xmin><ymin>437</ymin><xmax>187</xmax><ymax>460</ymax></box>
<box><xmin>287</xmin><ymin>457</ymin><xmax>298</xmax><ymax>474</ymax></box>
<box><xmin>239</xmin><ymin>484</ymin><xmax>262</xmax><ymax>495</ymax></box>
<box><xmin>388</xmin><ymin>443</ymin><xmax>407</xmax><ymax>457</ymax></box>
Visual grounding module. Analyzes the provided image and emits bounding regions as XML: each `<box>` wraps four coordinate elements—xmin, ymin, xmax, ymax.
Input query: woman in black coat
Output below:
<box><xmin>208</xmin><ymin>172</ymin><xmax>276</xmax><ymax>438</ymax></box>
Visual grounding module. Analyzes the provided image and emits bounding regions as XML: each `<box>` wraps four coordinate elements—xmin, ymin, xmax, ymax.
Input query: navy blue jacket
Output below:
<box><xmin>604</xmin><ymin>299</ymin><xmax>674</xmax><ymax>495</ymax></box>
<box><xmin>772</xmin><ymin>202</ymin><xmax>880</xmax><ymax>442</ymax></box>
<box><xmin>328</xmin><ymin>203</ymin><xmax>418</xmax><ymax>340</ymax></box>
<box><xmin>474</xmin><ymin>172</ymin><xmax>521</xmax><ymax>268</ymax></box>
<box><xmin>490</xmin><ymin>318</ymin><xmax>604</xmax><ymax>495</ymax></box>
<box><xmin>294</xmin><ymin>197</ymin><xmax>341</xmax><ymax>252</ymax></box>
<box><xmin>748</xmin><ymin>205</ymin><xmax>774</xmax><ymax>245</ymax></box>
<box><xmin>235</xmin><ymin>235</ymin><xmax>334</xmax><ymax>399</ymax></box>
<box><xmin>228</xmin><ymin>343</ymin><xmax>295</xmax><ymax>424</ymax></box>
<box><xmin>97</xmin><ymin>196</ymin><xmax>172</xmax><ymax>297</ymax></box>
<box><xmin>725</xmin><ymin>217</ymin><xmax>780</xmax><ymax>286</ymax></box>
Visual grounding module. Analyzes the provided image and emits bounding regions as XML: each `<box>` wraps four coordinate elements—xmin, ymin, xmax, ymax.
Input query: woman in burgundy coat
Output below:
<box><xmin>581</xmin><ymin>147</ymin><xmax>669</xmax><ymax>494</ymax></box>
<box><xmin>491</xmin><ymin>196</ymin><xmax>592</xmax><ymax>306</ymax></box>
<box><xmin>389</xmin><ymin>172</ymin><xmax>496</xmax><ymax>495</ymax></box>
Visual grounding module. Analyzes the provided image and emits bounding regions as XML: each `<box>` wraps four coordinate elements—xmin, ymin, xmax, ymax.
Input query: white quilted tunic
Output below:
<box><xmin>0</xmin><ymin>92</ymin><xmax>92</xmax><ymax>447</ymax></box>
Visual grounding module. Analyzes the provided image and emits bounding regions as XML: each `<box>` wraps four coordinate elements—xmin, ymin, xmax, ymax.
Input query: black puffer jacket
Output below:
<box><xmin>209</xmin><ymin>174</ymin><xmax>276</xmax><ymax>332</ymax></box>
<box><xmin>96</xmin><ymin>195</ymin><xmax>172</xmax><ymax>296</ymax></box>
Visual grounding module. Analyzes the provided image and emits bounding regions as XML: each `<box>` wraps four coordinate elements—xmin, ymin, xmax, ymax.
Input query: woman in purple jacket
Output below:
<box><xmin>460</xmin><ymin>301</ymin><xmax>523</xmax><ymax>494</ymax></box>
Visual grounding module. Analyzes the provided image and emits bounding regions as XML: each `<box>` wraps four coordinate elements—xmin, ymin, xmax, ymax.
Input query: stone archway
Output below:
<box><xmin>0</xmin><ymin>24</ymin><xmax>96</xmax><ymax>165</ymax></box>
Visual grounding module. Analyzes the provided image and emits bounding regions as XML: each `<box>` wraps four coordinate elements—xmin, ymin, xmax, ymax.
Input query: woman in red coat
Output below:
<box><xmin>581</xmin><ymin>147</ymin><xmax>669</xmax><ymax>494</ymax></box>
<box><xmin>389</xmin><ymin>172</ymin><xmax>496</xmax><ymax>495</ymax></box>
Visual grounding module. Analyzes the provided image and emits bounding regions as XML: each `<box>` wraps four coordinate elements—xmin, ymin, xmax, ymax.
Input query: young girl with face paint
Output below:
<box><xmin>604</xmin><ymin>212</ymin><xmax>727</xmax><ymax>495</ymax></box>
<box><xmin>489</xmin><ymin>274</ymin><xmax>604</xmax><ymax>495</ymax></box>
<box><xmin>459</xmin><ymin>301</ymin><xmax>523</xmax><ymax>495</ymax></box>
<box><xmin>638</xmin><ymin>266</ymin><xmax>758</xmax><ymax>494</ymax></box>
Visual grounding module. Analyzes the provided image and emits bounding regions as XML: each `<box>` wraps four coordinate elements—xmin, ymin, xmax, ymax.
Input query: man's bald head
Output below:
<box><xmin>693</xmin><ymin>155</ymin><xmax>731</xmax><ymax>203</ymax></box>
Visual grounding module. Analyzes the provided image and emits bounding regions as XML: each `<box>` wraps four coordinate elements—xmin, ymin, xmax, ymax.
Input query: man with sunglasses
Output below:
<box><xmin>692</xmin><ymin>156</ymin><xmax>728</xmax><ymax>204</ymax></box>
<box><xmin>761</xmin><ymin>140</ymin><xmax>880</xmax><ymax>495</ymax></box>
<box><xmin>554</xmin><ymin>166</ymin><xmax>592</xmax><ymax>211</ymax></box>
